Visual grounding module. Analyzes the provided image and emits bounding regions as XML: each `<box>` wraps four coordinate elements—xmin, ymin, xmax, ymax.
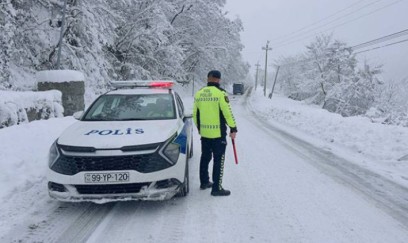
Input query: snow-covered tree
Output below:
<box><xmin>370</xmin><ymin>77</ymin><xmax>408</xmax><ymax>126</ymax></box>
<box><xmin>277</xmin><ymin>54</ymin><xmax>317</xmax><ymax>99</ymax></box>
<box><xmin>305</xmin><ymin>35</ymin><xmax>357</xmax><ymax>97</ymax></box>
<box><xmin>167</xmin><ymin>0</ymin><xmax>248</xmax><ymax>84</ymax></box>
<box><xmin>0</xmin><ymin>0</ymin><xmax>16</xmax><ymax>90</ymax></box>
<box><xmin>1</xmin><ymin>0</ymin><xmax>248</xmax><ymax>94</ymax></box>
<box><xmin>277</xmin><ymin>34</ymin><xmax>383</xmax><ymax>117</ymax></box>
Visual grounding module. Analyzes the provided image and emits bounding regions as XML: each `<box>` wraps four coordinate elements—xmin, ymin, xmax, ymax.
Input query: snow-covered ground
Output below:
<box><xmin>248</xmin><ymin>89</ymin><xmax>408</xmax><ymax>188</ymax></box>
<box><xmin>0</xmin><ymin>117</ymin><xmax>76</xmax><ymax>200</ymax></box>
<box><xmin>1</xmin><ymin>87</ymin><xmax>408</xmax><ymax>242</ymax></box>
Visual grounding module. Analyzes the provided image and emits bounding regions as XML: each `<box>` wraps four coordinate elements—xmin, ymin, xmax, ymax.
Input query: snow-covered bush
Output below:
<box><xmin>0</xmin><ymin>90</ymin><xmax>63</xmax><ymax>128</ymax></box>
<box><xmin>367</xmin><ymin>77</ymin><xmax>408</xmax><ymax>127</ymax></box>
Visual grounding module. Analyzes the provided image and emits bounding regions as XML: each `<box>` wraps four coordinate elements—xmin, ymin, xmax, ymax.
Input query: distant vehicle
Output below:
<box><xmin>233</xmin><ymin>83</ymin><xmax>244</xmax><ymax>95</ymax></box>
<box><xmin>47</xmin><ymin>80</ymin><xmax>193</xmax><ymax>203</ymax></box>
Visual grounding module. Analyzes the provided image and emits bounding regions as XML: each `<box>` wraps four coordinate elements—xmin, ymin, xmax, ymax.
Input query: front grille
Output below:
<box><xmin>75</xmin><ymin>183</ymin><xmax>151</xmax><ymax>194</ymax></box>
<box><xmin>51</xmin><ymin>152</ymin><xmax>172</xmax><ymax>175</ymax></box>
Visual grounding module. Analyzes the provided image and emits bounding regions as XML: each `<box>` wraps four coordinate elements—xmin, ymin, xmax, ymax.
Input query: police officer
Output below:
<box><xmin>193</xmin><ymin>70</ymin><xmax>237</xmax><ymax>196</ymax></box>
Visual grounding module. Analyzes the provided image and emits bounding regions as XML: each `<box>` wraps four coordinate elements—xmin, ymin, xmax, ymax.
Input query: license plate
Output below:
<box><xmin>84</xmin><ymin>172</ymin><xmax>130</xmax><ymax>183</ymax></box>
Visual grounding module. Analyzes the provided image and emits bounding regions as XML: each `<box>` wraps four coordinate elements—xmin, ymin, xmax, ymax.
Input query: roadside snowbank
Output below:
<box><xmin>0</xmin><ymin>117</ymin><xmax>76</xmax><ymax>200</ymax></box>
<box><xmin>0</xmin><ymin>90</ymin><xmax>64</xmax><ymax>128</ymax></box>
<box><xmin>248</xmin><ymin>89</ymin><xmax>408</xmax><ymax>187</ymax></box>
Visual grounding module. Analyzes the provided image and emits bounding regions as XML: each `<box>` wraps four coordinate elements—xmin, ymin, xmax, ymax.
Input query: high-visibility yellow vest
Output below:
<box><xmin>193</xmin><ymin>83</ymin><xmax>237</xmax><ymax>138</ymax></box>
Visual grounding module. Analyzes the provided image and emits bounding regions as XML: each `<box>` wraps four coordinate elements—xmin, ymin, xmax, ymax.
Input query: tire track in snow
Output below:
<box><xmin>85</xmin><ymin>199</ymin><xmax>191</xmax><ymax>243</ymax></box>
<box><xmin>55</xmin><ymin>203</ymin><xmax>114</xmax><ymax>243</ymax></box>
<box><xmin>7</xmin><ymin>202</ymin><xmax>113</xmax><ymax>243</ymax></box>
<box><xmin>85</xmin><ymin>150</ymin><xmax>217</xmax><ymax>243</ymax></box>
<box><xmin>0</xmin><ymin>178</ymin><xmax>111</xmax><ymax>243</ymax></box>
<box><xmin>228</xmin><ymin>101</ymin><xmax>308</xmax><ymax>242</ymax></box>
<box><xmin>151</xmin><ymin>199</ymin><xmax>188</xmax><ymax>243</ymax></box>
<box><xmin>182</xmin><ymin>136</ymin><xmax>219</xmax><ymax>243</ymax></box>
<box><xmin>245</xmin><ymin>94</ymin><xmax>408</xmax><ymax>228</ymax></box>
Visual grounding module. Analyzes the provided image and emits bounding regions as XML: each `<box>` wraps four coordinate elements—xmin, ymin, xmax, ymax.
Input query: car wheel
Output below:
<box><xmin>175</xmin><ymin>162</ymin><xmax>189</xmax><ymax>197</ymax></box>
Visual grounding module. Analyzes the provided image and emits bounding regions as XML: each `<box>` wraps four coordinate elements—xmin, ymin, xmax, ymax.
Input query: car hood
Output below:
<box><xmin>57</xmin><ymin>120</ymin><xmax>179</xmax><ymax>149</ymax></box>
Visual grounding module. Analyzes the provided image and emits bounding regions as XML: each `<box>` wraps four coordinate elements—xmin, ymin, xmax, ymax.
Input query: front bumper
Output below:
<box><xmin>48</xmin><ymin>179</ymin><xmax>182</xmax><ymax>203</ymax></box>
<box><xmin>47</xmin><ymin>152</ymin><xmax>187</xmax><ymax>203</ymax></box>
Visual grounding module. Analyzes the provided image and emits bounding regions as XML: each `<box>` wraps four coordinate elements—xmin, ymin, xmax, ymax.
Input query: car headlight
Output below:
<box><xmin>48</xmin><ymin>139</ymin><xmax>60</xmax><ymax>168</ymax></box>
<box><xmin>161</xmin><ymin>134</ymin><xmax>180</xmax><ymax>165</ymax></box>
<box><xmin>163</xmin><ymin>142</ymin><xmax>180</xmax><ymax>164</ymax></box>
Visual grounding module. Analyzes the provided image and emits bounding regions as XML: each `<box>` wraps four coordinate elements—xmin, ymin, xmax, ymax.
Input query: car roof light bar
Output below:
<box><xmin>110</xmin><ymin>80</ymin><xmax>174</xmax><ymax>89</ymax></box>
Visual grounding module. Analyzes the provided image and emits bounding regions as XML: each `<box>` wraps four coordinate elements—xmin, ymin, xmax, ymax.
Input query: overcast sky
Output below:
<box><xmin>224</xmin><ymin>0</ymin><xmax>408</xmax><ymax>81</ymax></box>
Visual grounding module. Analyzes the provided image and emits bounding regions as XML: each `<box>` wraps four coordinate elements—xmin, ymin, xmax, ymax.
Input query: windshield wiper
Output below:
<box><xmin>83</xmin><ymin>119</ymin><xmax>107</xmax><ymax>121</ymax></box>
<box><xmin>83</xmin><ymin>118</ymin><xmax>150</xmax><ymax>121</ymax></box>
<box><xmin>115</xmin><ymin>118</ymin><xmax>149</xmax><ymax>121</ymax></box>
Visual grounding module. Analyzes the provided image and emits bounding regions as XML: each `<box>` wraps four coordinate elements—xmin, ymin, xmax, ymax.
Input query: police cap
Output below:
<box><xmin>207</xmin><ymin>70</ymin><xmax>221</xmax><ymax>79</ymax></box>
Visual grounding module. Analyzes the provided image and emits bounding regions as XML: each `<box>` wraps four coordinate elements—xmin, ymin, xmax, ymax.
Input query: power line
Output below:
<box><xmin>273</xmin><ymin>0</ymin><xmax>403</xmax><ymax>48</ymax></box>
<box><xmin>355</xmin><ymin>38</ymin><xmax>408</xmax><ymax>54</ymax></box>
<box><xmin>253</xmin><ymin>0</ymin><xmax>404</xmax><ymax>73</ymax></box>
<box><xmin>279</xmin><ymin>29</ymin><xmax>408</xmax><ymax>67</ymax></box>
<box><xmin>352</xmin><ymin>28</ymin><xmax>408</xmax><ymax>50</ymax></box>
<box><xmin>271</xmin><ymin>0</ymin><xmax>384</xmax><ymax>45</ymax></box>
<box><xmin>270</xmin><ymin>0</ymin><xmax>371</xmax><ymax>42</ymax></box>
<box><xmin>272</xmin><ymin>0</ymin><xmax>404</xmax><ymax>49</ymax></box>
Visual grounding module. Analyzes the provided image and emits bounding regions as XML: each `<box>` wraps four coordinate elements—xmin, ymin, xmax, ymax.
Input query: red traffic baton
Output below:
<box><xmin>231</xmin><ymin>138</ymin><xmax>238</xmax><ymax>164</ymax></box>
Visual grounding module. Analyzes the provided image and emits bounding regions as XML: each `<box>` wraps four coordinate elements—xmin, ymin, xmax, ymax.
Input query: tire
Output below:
<box><xmin>175</xmin><ymin>162</ymin><xmax>189</xmax><ymax>197</ymax></box>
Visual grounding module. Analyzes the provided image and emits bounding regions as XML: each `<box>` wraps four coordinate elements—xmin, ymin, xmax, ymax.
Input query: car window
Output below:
<box><xmin>175</xmin><ymin>93</ymin><xmax>184</xmax><ymax>118</ymax></box>
<box><xmin>83</xmin><ymin>93</ymin><xmax>176</xmax><ymax>121</ymax></box>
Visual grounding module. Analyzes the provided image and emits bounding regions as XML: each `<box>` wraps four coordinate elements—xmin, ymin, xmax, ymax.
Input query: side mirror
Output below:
<box><xmin>73</xmin><ymin>111</ymin><xmax>84</xmax><ymax>120</ymax></box>
<box><xmin>184</xmin><ymin>113</ymin><xmax>193</xmax><ymax>119</ymax></box>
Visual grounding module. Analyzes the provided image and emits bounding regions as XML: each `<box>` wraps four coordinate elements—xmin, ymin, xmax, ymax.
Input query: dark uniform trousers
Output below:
<box><xmin>199</xmin><ymin>137</ymin><xmax>227</xmax><ymax>191</ymax></box>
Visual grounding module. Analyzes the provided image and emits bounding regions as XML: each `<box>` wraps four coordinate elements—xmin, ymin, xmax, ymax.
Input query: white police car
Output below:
<box><xmin>47</xmin><ymin>80</ymin><xmax>193</xmax><ymax>203</ymax></box>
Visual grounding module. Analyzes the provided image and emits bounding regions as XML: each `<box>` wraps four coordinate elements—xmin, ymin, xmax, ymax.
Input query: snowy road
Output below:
<box><xmin>2</xmin><ymin>94</ymin><xmax>408</xmax><ymax>242</ymax></box>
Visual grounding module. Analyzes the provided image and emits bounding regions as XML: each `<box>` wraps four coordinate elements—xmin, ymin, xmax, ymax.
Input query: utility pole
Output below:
<box><xmin>254</xmin><ymin>62</ymin><xmax>260</xmax><ymax>91</ymax></box>
<box><xmin>268</xmin><ymin>65</ymin><xmax>280</xmax><ymax>99</ymax></box>
<box><xmin>262</xmin><ymin>41</ymin><xmax>272</xmax><ymax>97</ymax></box>
<box><xmin>56</xmin><ymin>0</ymin><xmax>68</xmax><ymax>69</ymax></box>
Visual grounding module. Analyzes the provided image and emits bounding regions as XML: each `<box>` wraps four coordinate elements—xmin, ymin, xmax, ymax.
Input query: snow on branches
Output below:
<box><xmin>1</xmin><ymin>0</ymin><xmax>247</xmax><ymax>94</ymax></box>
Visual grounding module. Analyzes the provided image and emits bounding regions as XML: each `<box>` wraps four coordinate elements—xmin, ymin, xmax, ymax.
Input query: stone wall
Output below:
<box><xmin>37</xmin><ymin>81</ymin><xmax>85</xmax><ymax>116</ymax></box>
<box><xmin>36</xmin><ymin>70</ymin><xmax>85</xmax><ymax>116</ymax></box>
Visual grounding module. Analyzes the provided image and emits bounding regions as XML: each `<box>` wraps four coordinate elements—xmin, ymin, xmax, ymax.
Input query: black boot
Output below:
<box><xmin>211</xmin><ymin>189</ymin><xmax>231</xmax><ymax>196</ymax></box>
<box><xmin>200</xmin><ymin>181</ymin><xmax>213</xmax><ymax>190</ymax></box>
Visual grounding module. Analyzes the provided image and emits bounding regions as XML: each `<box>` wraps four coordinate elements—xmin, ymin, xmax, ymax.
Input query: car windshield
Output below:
<box><xmin>83</xmin><ymin>93</ymin><xmax>176</xmax><ymax>121</ymax></box>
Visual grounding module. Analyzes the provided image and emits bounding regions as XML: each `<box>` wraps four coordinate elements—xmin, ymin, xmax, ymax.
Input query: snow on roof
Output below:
<box><xmin>36</xmin><ymin>70</ymin><xmax>85</xmax><ymax>83</ymax></box>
